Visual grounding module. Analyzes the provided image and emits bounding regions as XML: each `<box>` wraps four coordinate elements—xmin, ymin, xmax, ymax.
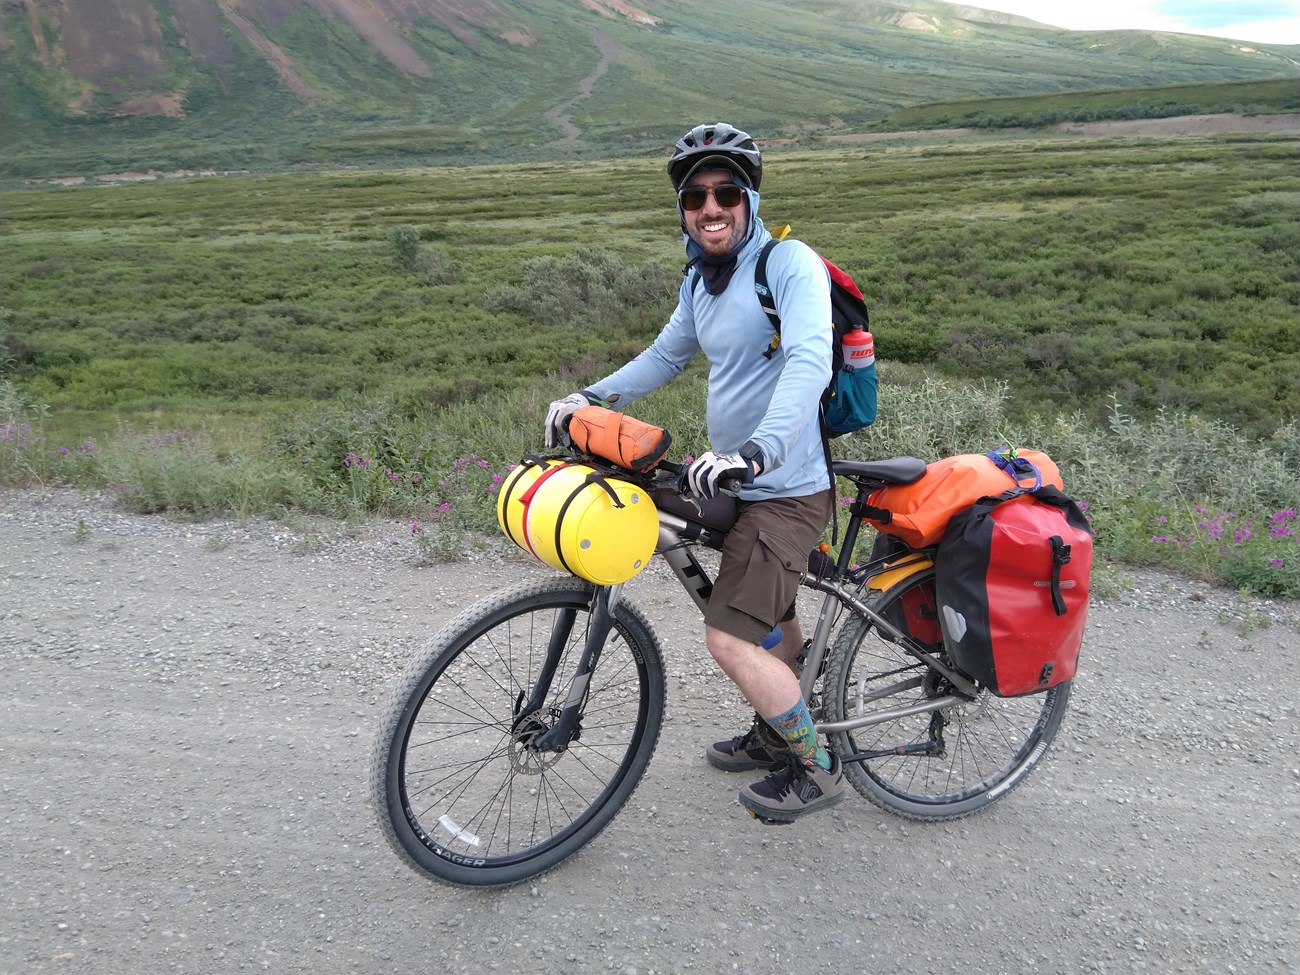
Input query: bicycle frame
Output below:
<box><xmin>376</xmin><ymin>449</ymin><xmax>1075</xmax><ymax>886</ymax></box>
<box><xmin>652</xmin><ymin>474</ymin><xmax>980</xmax><ymax>739</ymax></box>
<box><xmin>511</xmin><ymin>454</ymin><xmax>978</xmax><ymax>757</ymax></box>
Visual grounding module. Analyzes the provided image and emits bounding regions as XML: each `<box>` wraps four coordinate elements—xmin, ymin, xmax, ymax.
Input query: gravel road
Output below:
<box><xmin>3</xmin><ymin>487</ymin><xmax>1298</xmax><ymax>975</ymax></box>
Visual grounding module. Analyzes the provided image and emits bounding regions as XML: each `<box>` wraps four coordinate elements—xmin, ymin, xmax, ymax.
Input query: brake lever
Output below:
<box><xmin>658</xmin><ymin>461</ymin><xmax>743</xmax><ymax>505</ymax></box>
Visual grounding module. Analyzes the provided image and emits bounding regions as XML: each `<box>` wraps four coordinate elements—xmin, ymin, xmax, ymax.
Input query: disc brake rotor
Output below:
<box><xmin>510</xmin><ymin>710</ymin><xmax>567</xmax><ymax>773</ymax></box>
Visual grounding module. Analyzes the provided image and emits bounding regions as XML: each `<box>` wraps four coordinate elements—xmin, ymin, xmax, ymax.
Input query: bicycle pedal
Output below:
<box><xmin>746</xmin><ymin>809</ymin><xmax>794</xmax><ymax>827</ymax></box>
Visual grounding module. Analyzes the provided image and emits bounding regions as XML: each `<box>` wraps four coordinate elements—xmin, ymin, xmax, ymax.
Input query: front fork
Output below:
<box><xmin>520</xmin><ymin>584</ymin><xmax>623</xmax><ymax>753</ymax></box>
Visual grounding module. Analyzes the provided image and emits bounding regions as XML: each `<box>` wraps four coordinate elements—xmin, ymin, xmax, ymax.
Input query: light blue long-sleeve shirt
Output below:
<box><xmin>588</xmin><ymin>190</ymin><xmax>833</xmax><ymax>500</ymax></box>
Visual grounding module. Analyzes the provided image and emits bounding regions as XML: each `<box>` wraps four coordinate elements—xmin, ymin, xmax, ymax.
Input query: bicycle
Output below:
<box><xmin>370</xmin><ymin>445</ymin><xmax>1073</xmax><ymax>888</ymax></box>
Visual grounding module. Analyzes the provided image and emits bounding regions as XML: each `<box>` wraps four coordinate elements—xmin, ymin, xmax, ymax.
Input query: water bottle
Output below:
<box><xmin>841</xmin><ymin>325</ymin><xmax>874</xmax><ymax>371</ymax></box>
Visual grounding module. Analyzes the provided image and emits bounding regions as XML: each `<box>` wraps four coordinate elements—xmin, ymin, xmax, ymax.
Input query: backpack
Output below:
<box><xmin>862</xmin><ymin>449</ymin><xmax>1063</xmax><ymax>549</ymax></box>
<box><xmin>935</xmin><ymin>485</ymin><xmax>1093</xmax><ymax>697</ymax></box>
<box><xmin>754</xmin><ymin>231</ymin><xmax>879</xmax><ymax>437</ymax></box>
<box><xmin>686</xmin><ymin>226</ymin><xmax>878</xmax><ymax>438</ymax></box>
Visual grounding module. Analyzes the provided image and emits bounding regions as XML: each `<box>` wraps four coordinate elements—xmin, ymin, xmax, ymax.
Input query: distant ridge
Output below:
<box><xmin>2</xmin><ymin>0</ymin><xmax>1297</xmax><ymax>177</ymax></box>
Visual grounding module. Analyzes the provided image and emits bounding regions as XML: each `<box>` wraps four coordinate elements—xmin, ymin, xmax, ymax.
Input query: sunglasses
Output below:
<box><xmin>678</xmin><ymin>184</ymin><xmax>746</xmax><ymax>211</ymax></box>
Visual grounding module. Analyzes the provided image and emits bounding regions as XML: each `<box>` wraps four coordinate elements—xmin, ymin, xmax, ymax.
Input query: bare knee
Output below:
<box><xmin>705</xmin><ymin>626</ymin><xmax>751</xmax><ymax>676</ymax></box>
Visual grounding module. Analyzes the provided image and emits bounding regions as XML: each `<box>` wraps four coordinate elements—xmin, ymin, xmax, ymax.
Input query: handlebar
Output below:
<box><xmin>553</xmin><ymin>437</ymin><xmax>927</xmax><ymax>502</ymax></box>
<box><xmin>564</xmin><ymin>453</ymin><xmax>746</xmax><ymax>501</ymax></box>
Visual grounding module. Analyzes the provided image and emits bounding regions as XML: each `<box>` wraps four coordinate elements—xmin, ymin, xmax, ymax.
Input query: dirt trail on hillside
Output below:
<box><xmin>544</xmin><ymin>24</ymin><xmax>619</xmax><ymax>142</ymax></box>
<box><xmin>828</xmin><ymin>112</ymin><xmax>1300</xmax><ymax>143</ymax></box>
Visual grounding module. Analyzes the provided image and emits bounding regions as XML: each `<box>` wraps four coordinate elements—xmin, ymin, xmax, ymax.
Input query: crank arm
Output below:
<box><xmin>839</xmin><ymin>740</ymin><xmax>944</xmax><ymax>765</ymax></box>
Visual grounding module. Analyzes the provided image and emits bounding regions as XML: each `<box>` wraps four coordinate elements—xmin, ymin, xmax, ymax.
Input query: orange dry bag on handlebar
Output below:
<box><xmin>567</xmin><ymin>406</ymin><xmax>672</xmax><ymax>473</ymax></box>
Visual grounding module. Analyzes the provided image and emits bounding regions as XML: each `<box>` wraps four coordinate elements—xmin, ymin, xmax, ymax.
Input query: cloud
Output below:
<box><xmin>1158</xmin><ymin>1</ymin><xmax>1299</xmax><ymax>28</ymax></box>
<box><xmin>974</xmin><ymin>1</ymin><xmax>1300</xmax><ymax>43</ymax></box>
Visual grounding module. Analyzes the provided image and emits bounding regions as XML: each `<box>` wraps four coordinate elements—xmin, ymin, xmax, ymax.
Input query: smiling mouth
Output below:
<box><xmin>702</xmin><ymin>221</ymin><xmax>729</xmax><ymax>233</ymax></box>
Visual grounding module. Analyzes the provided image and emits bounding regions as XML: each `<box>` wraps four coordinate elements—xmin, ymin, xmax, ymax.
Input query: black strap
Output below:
<box><xmin>755</xmin><ymin>238</ymin><xmax>840</xmax><ymax>540</ymax></box>
<box><xmin>551</xmin><ymin>474</ymin><xmax>625</xmax><ymax>578</ymax></box>
<box><xmin>1049</xmin><ymin>535</ymin><xmax>1071</xmax><ymax>616</ymax></box>
<box><xmin>754</xmin><ymin>239</ymin><xmax>782</xmax><ymax>358</ymax></box>
<box><xmin>857</xmin><ymin>502</ymin><xmax>893</xmax><ymax>524</ymax></box>
<box><xmin>583</xmin><ymin>471</ymin><xmax>625</xmax><ymax>509</ymax></box>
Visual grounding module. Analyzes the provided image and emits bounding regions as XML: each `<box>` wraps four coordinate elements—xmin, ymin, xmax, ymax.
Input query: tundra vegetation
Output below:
<box><xmin>2</xmin><ymin>131</ymin><xmax>1297</xmax><ymax>595</ymax></box>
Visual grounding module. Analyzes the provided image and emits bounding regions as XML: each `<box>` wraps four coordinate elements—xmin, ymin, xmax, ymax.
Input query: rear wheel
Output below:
<box><xmin>824</xmin><ymin>568</ymin><xmax>1070</xmax><ymax>820</ymax></box>
<box><xmin>370</xmin><ymin>578</ymin><xmax>665</xmax><ymax>887</ymax></box>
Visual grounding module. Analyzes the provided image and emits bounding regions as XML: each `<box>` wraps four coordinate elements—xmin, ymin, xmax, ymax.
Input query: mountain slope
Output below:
<box><xmin>1</xmin><ymin>0</ymin><xmax>1297</xmax><ymax>177</ymax></box>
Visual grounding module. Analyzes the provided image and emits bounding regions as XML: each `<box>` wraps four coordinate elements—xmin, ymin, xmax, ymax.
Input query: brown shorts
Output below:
<box><xmin>704</xmin><ymin>490</ymin><xmax>835</xmax><ymax>645</ymax></box>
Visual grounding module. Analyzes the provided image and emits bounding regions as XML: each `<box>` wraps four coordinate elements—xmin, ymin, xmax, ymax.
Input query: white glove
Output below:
<box><xmin>544</xmin><ymin>392</ymin><xmax>591</xmax><ymax>448</ymax></box>
<box><xmin>687</xmin><ymin>450</ymin><xmax>753</xmax><ymax>500</ymax></box>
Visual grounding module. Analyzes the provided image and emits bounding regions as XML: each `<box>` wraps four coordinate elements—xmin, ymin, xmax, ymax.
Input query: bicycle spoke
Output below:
<box><xmin>825</xmin><ymin>568</ymin><xmax>1070</xmax><ymax>820</ymax></box>
<box><xmin>372</xmin><ymin>580</ymin><xmax>665</xmax><ymax>886</ymax></box>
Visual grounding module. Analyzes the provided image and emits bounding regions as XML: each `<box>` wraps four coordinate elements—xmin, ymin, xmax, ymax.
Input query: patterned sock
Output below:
<box><xmin>763</xmin><ymin>700</ymin><xmax>830</xmax><ymax>771</ymax></box>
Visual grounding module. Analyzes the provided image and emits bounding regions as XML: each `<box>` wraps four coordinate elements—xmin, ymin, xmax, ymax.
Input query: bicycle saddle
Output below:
<box><xmin>832</xmin><ymin>457</ymin><xmax>927</xmax><ymax>486</ymax></box>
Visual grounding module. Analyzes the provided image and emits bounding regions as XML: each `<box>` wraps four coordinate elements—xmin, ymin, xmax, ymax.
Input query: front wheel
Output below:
<box><xmin>824</xmin><ymin>568</ymin><xmax>1070</xmax><ymax>821</ymax></box>
<box><xmin>370</xmin><ymin>578</ymin><xmax>666</xmax><ymax>887</ymax></box>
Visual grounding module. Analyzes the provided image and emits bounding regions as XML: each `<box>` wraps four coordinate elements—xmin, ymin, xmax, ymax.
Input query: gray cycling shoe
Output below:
<box><xmin>706</xmin><ymin>718</ymin><xmax>789</xmax><ymax>772</ymax></box>
<box><xmin>738</xmin><ymin>752</ymin><xmax>845</xmax><ymax>823</ymax></box>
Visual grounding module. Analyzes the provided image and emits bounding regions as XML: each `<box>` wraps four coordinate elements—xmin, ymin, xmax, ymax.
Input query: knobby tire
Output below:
<box><xmin>824</xmin><ymin>567</ymin><xmax>1070</xmax><ymax>820</ymax></box>
<box><xmin>370</xmin><ymin>578</ymin><xmax>666</xmax><ymax>888</ymax></box>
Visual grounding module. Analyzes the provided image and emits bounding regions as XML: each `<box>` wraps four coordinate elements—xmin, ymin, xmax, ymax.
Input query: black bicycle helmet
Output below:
<box><xmin>667</xmin><ymin>122</ymin><xmax>763</xmax><ymax>191</ymax></box>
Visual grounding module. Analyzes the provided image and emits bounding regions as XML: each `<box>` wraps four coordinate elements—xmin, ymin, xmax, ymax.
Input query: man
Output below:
<box><xmin>544</xmin><ymin>123</ymin><xmax>842</xmax><ymax>821</ymax></box>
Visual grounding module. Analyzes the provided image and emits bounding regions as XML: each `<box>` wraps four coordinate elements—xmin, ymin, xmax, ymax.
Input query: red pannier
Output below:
<box><xmin>935</xmin><ymin>486</ymin><xmax>1092</xmax><ymax>696</ymax></box>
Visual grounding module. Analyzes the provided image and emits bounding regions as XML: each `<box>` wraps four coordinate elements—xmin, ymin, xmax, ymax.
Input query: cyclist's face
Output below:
<box><xmin>682</xmin><ymin>170</ymin><xmax>748</xmax><ymax>258</ymax></box>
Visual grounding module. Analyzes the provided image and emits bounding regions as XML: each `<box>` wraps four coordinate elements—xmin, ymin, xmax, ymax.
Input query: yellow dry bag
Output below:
<box><xmin>496</xmin><ymin>458</ymin><xmax>659</xmax><ymax>585</ymax></box>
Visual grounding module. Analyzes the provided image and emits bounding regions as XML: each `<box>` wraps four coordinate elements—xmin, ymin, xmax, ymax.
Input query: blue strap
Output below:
<box><xmin>986</xmin><ymin>450</ymin><xmax>1042</xmax><ymax>491</ymax></box>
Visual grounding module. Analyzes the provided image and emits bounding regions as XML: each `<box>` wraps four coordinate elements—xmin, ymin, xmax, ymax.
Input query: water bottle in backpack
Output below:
<box><xmin>840</xmin><ymin>326</ymin><xmax>874</xmax><ymax>371</ymax></box>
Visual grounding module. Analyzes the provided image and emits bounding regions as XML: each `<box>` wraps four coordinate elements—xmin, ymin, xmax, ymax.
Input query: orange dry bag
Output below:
<box><xmin>861</xmin><ymin>449</ymin><xmax>1063</xmax><ymax>549</ymax></box>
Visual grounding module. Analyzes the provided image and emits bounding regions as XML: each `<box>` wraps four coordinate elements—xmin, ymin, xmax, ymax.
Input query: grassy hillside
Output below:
<box><xmin>2</xmin><ymin>131</ymin><xmax>1296</xmax><ymax>439</ymax></box>
<box><xmin>2</xmin><ymin>0</ymin><xmax>1298</xmax><ymax>178</ymax></box>
<box><xmin>2</xmin><ymin>131</ymin><xmax>1297</xmax><ymax>594</ymax></box>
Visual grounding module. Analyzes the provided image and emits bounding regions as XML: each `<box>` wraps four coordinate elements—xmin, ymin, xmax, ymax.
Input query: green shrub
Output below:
<box><xmin>94</xmin><ymin>424</ymin><xmax>317</xmax><ymax>518</ymax></box>
<box><xmin>390</xmin><ymin>224</ymin><xmax>422</xmax><ymax>272</ymax></box>
<box><xmin>484</xmin><ymin>246</ymin><xmax>679</xmax><ymax>329</ymax></box>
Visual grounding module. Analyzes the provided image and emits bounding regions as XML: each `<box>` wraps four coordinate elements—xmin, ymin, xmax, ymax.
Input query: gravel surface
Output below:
<box><xmin>3</xmin><ymin>487</ymin><xmax>1298</xmax><ymax>975</ymax></box>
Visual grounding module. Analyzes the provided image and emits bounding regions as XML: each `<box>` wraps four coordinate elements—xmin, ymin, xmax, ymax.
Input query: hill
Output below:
<box><xmin>2</xmin><ymin>0</ymin><xmax>1298</xmax><ymax>177</ymax></box>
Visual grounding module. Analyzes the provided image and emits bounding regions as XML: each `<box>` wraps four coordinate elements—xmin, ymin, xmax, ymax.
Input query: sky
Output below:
<box><xmin>974</xmin><ymin>1</ymin><xmax>1300</xmax><ymax>45</ymax></box>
